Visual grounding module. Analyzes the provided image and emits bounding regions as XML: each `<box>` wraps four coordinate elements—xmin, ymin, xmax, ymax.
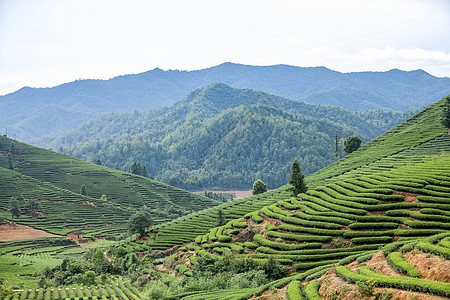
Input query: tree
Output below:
<box><xmin>128</xmin><ymin>211</ymin><xmax>153</xmax><ymax>236</ymax></box>
<box><xmin>100</xmin><ymin>194</ymin><xmax>107</xmax><ymax>201</ymax></box>
<box><xmin>131</xmin><ymin>162</ymin><xmax>142</xmax><ymax>175</ymax></box>
<box><xmin>216</xmin><ymin>209</ymin><xmax>225</xmax><ymax>227</ymax></box>
<box><xmin>9</xmin><ymin>142</ymin><xmax>16</xmax><ymax>156</ymax></box>
<box><xmin>288</xmin><ymin>159</ymin><xmax>307</xmax><ymax>197</ymax></box>
<box><xmin>7</xmin><ymin>153</ymin><xmax>14</xmax><ymax>170</ymax></box>
<box><xmin>95</xmin><ymin>159</ymin><xmax>102</xmax><ymax>165</ymax></box>
<box><xmin>252</xmin><ymin>179</ymin><xmax>267</xmax><ymax>195</ymax></box>
<box><xmin>142</xmin><ymin>165</ymin><xmax>149</xmax><ymax>178</ymax></box>
<box><xmin>80</xmin><ymin>184</ymin><xmax>88</xmax><ymax>196</ymax></box>
<box><xmin>343</xmin><ymin>136</ymin><xmax>362</xmax><ymax>154</ymax></box>
<box><xmin>83</xmin><ymin>271</ymin><xmax>96</xmax><ymax>285</ymax></box>
<box><xmin>92</xmin><ymin>249</ymin><xmax>110</xmax><ymax>273</ymax></box>
<box><xmin>442</xmin><ymin>96</ymin><xmax>450</xmax><ymax>134</ymax></box>
<box><xmin>8</xmin><ymin>197</ymin><xmax>21</xmax><ymax>222</ymax></box>
<box><xmin>24</xmin><ymin>199</ymin><xmax>39</xmax><ymax>214</ymax></box>
<box><xmin>334</xmin><ymin>133</ymin><xmax>339</xmax><ymax>168</ymax></box>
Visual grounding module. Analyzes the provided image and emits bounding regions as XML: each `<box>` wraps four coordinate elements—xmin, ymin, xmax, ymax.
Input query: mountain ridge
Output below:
<box><xmin>54</xmin><ymin>83</ymin><xmax>417</xmax><ymax>190</ymax></box>
<box><xmin>2</xmin><ymin>63</ymin><xmax>449</xmax><ymax>144</ymax></box>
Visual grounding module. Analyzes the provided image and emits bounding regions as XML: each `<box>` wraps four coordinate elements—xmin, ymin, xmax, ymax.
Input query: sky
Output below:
<box><xmin>0</xmin><ymin>0</ymin><xmax>449</xmax><ymax>95</ymax></box>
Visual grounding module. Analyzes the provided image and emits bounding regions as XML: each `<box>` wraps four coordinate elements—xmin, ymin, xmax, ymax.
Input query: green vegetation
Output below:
<box><xmin>252</xmin><ymin>179</ymin><xmax>267</xmax><ymax>195</ymax></box>
<box><xmin>56</xmin><ymin>83</ymin><xmax>416</xmax><ymax>190</ymax></box>
<box><xmin>289</xmin><ymin>159</ymin><xmax>307</xmax><ymax>197</ymax></box>
<box><xmin>0</xmin><ymin>135</ymin><xmax>221</xmax><ymax>235</ymax></box>
<box><xmin>127</xmin><ymin>211</ymin><xmax>153</xmax><ymax>236</ymax></box>
<box><xmin>344</xmin><ymin>135</ymin><xmax>362</xmax><ymax>154</ymax></box>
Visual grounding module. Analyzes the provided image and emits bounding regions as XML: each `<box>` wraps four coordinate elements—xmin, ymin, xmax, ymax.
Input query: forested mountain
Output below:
<box><xmin>56</xmin><ymin>83</ymin><xmax>415</xmax><ymax>190</ymax></box>
<box><xmin>2</xmin><ymin>63</ymin><xmax>449</xmax><ymax>144</ymax></box>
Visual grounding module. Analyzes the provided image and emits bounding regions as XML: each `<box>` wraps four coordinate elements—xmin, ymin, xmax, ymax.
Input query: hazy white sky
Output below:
<box><xmin>0</xmin><ymin>0</ymin><xmax>449</xmax><ymax>95</ymax></box>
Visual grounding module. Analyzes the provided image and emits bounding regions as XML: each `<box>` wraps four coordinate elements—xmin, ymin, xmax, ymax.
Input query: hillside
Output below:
<box><xmin>305</xmin><ymin>95</ymin><xmax>450</xmax><ymax>188</ymax></box>
<box><xmin>1</xmin><ymin>96</ymin><xmax>449</xmax><ymax>299</ymax></box>
<box><xmin>2</xmin><ymin>63</ymin><xmax>449</xmax><ymax>143</ymax></box>
<box><xmin>128</xmin><ymin>95</ymin><xmax>449</xmax><ymax>253</ymax></box>
<box><xmin>153</xmin><ymin>155</ymin><xmax>450</xmax><ymax>299</ymax></box>
<box><xmin>0</xmin><ymin>135</ymin><xmax>220</xmax><ymax>236</ymax></box>
<box><xmin>55</xmin><ymin>83</ymin><xmax>415</xmax><ymax>190</ymax></box>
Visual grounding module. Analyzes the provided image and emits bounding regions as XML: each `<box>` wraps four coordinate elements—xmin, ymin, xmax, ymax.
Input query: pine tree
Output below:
<box><xmin>442</xmin><ymin>96</ymin><xmax>450</xmax><ymax>134</ymax></box>
<box><xmin>288</xmin><ymin>159</ymin><xmax>307</xmax><ymax>197</ymax></box>
<box><xmin>216</xmin><ymin>209</ymin><xmax>225</xmax><ymax>227</ymax></box>
<box><xmin>131</xmin><ymin>162</ymin><xmax>143</xmax><ymax>175</ymax></box>
<box><xmin>7</xmin><ymin>152</ymin><xmax>14</xmax><ymax>170</ymax></box>
<box><xmin>80</xmin><ymin>184</ymin><xmax>88</xmax><ymax>196</ymax></box>
<box><xmin>334</xmin><ymin>134</ymin><xmax>339</xmax><ymax>169</ymax></box>
<box><xmin>9</xmin><ymin>142</ymin><xmax>16</xmax><ymax>156</ymax></box>
<box><xmin>142</xmin><ymin>165</ymin><xmax>149</xmax><ymax>178</ymax></box>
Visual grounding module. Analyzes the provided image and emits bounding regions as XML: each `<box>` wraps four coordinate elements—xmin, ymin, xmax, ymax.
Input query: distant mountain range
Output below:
<box><xmin>2</xmin><ymin>63</ymin><xmax>450</xmax><ymax>144</ymax></box>
<box><xmin>55</xmin><ymin>83</ymin><xmax>416</xmax><ymax>190</ymax></box>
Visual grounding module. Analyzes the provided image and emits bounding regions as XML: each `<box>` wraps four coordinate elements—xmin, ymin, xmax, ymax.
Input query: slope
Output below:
<box><xmin>0</xmin><ymin>135</ymin><xmax>221</xmax><ymax>236</ymax></box>
<box><xmin>168</xmin><ymin>156</ymin><xmax>450</xmax><ymax>299</ymax></box>
<box><xmin>305</xmin><ymin>95</ymin><xmax>450</xmax><ymax>188</ymax></box>
<box><xmin>55</xmin><ymin>83</ymin><xmax>415</xmax><ymax>190</ymax></box>
<box><xmin>131</xmin><ymin>95</ymin><xmax>449</xmax><ymax>252</ymax></box>
<box><xmin>2</xmin><ymin>63</ymin><xmax>450</xmax><ymax>143</ymax></box>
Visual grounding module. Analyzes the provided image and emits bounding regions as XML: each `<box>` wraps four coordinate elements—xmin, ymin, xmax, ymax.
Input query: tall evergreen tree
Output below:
<box><xmin>80</xmin><ymin>184</ymin><xmax>88</xmax><ymax>196</ymax></box>
<box><xmin>288</xmin><ymin>159</ymin><xmax>307</xmax><ymax>197</ymax></box>
<box><xmin>142</xmin><ymin>165</ymin><xmax>149</xmax><ymax>178</ymax></box>
<box><xmin>442</xmin><ymin>96</ymin><xmax>450</xmax><ymax>134</ymax></box>
<box><xmin>131</xmin><ymin>162</ymin><xmax>143</xmax><ymax>175</ymax></box>
<box><xmin>334</xmin><ymin>133</ymin><xmax>339</xmax><ymax>169</ymax></box>
<box><xmin>216</xmin><ymin>209</ymin><xmax>225</xmax><ymax>227</ymax></box>
<box><xmin>7</xmin><ymin>152</ymin><xmax>14</xmax><ymax>170</ymax></box>
<box><xmin>9</xmin><ymin>142</ymin><xmax>16</xmax><ymax>156</ymax></box>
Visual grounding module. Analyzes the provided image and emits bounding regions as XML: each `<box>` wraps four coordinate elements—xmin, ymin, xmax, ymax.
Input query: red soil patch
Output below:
<box><xmin>405</xmin><ymin>251</ymin><xmax>450</xmax><ymax>282</ymax></box>
<box><xmin>316</xmin><ymin>251</ymin><xmax>449</xmax><ymax>300</ymax></box>
<box><xmin>393</xmin><ymin>191</ymin><xmax>419</xmax><ymax>203</ymax></box>
<box><xmin>193</xmin><ymin>190</ymin><xmax>264</xmax><ymax>199</ymax></box>
<box><xmin>0</xmin><ymin>223</ymin><xmax>61</xmax><ymax>241</ymax></box>
<box><xmin>249</xmin><ymin>286</ymin><xmax>286</xmax><ymax>300</ymax></box>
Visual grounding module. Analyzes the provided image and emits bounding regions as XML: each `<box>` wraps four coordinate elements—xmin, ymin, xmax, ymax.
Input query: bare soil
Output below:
<box><xmin>316</xmin><ymin>250</ymin><xmax>449</xmax><ymax>300</ymax></box>
<box><xmin>405</xmin><ymin>251</ymin><xmax>450</xmax><ymax>282</ymax></box>
<box><xmin>249</xmin><ymin>286</ymin><xmax>286</xmax><ymax>300</ymax></box>
<box><xmin>193</xmin><ymin>190</ymin><xmax>261</xmax><ymax>199</ymax></box>
<box><xmin>0</xmin><ymin>223</ymin><xmax>61</xmax><ymax>241</ymax></box>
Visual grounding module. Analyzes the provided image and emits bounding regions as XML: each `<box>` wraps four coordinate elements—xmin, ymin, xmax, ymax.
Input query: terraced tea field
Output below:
<box><xmin>0</xmin><ymin>135</ymin><xmax>221</xmax><ymax>236</ymax></box>
<box><xmin>306</xmin><ymin>96</ymin><xmax>449</xmax><ymax>188</ymax></box>
<box><xmin>168</xmin><ymin>155</ymin><xmax>450</xmax><ymax>299</ymax></box>
<box><xmin>139</xmin><ymin>96</ymin><xmax>450</xmax><ymax>252</ymax></box>
<box><xmin>3</xmin><ymin>282</ymin><xmax>142</xmax><ymax>300</ymax></box>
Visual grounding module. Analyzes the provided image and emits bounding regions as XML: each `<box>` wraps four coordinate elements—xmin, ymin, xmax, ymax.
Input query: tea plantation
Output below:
<box><xmin>137</xmin><ymin>95</ymin><xmax>450</xmax><ymax>252</ymax></box>
<box><xmin>0</xmin><ymin>135</ymin><xmax>221</xmax><ymax>236</ymax></box>
<box><xmin>169</xmin><ymin>156</ymin><xmax>450</xmax><ymax>299</ymax></box>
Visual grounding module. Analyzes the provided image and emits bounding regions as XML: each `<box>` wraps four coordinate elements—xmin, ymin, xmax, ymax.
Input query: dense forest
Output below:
<box><xmin>55</xmin><ymin>83</ymin><xmax>416</xmax><ymax>190</ymax></box>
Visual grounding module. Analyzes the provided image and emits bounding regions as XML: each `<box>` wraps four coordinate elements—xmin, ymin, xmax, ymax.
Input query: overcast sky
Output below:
<box><xmin>0</xmin><ymin>0</ymin><xmax>449</xmax><ymax>95</ymax></box>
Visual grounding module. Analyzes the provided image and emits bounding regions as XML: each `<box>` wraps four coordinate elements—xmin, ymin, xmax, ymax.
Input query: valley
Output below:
<box><xmin>1</xmin><ymin>76</ymin><xmax>449</xmax><ymax>300</ymax></box>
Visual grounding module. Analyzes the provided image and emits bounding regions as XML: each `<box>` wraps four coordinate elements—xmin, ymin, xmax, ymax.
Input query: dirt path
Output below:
<box><xmin>0</xmin><ymin>223</ymin><xmax>62</xmax><ymax>241</ymax></box>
